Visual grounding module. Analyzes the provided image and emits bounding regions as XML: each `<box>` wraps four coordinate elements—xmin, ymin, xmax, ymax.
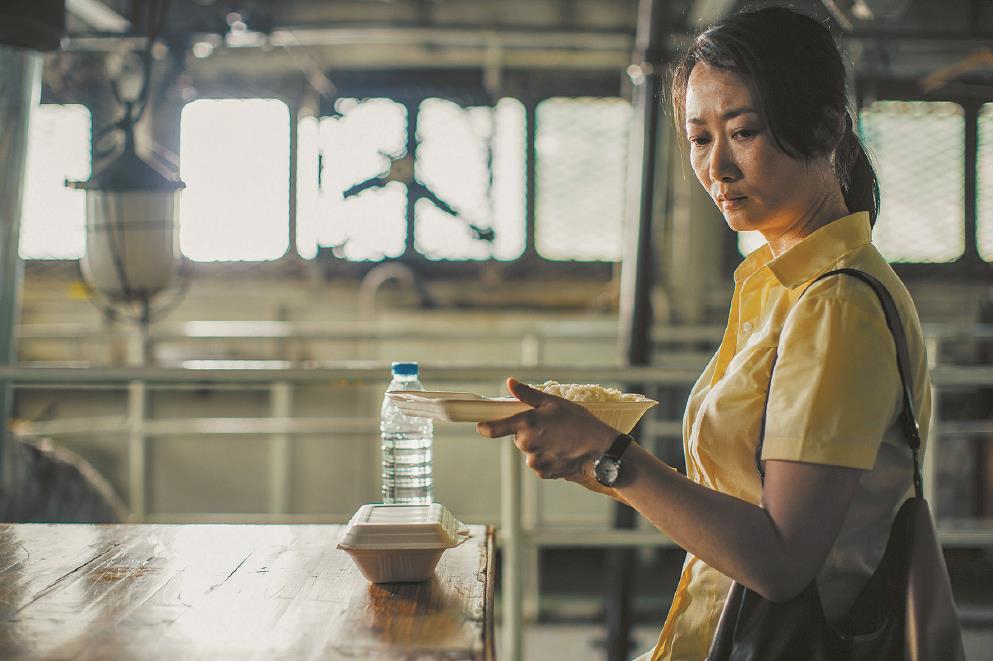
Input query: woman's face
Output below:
<box><xmin>684</xmin><ymin>63</ymin><xmax>834</xmax><ymax>239</ymax></box>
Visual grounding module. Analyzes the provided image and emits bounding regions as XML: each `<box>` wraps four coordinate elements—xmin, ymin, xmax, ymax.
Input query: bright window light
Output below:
<box><xmin>20</xmin><ymin>104</ymin><xmax>90</xmax><ymax>259</ymax></box>
<box><xmin>860</xmin><ymin>101</ymin><xmax>964</xmax><ymax>263</ymax></box>
<box><xmin>979</xmin><ymin>103</ymin><xmax>993</xmax><ymax>262</ymax></box>
<box><xmin>297</xmin><ymin>114</ymin><xmax>320</xmax><ymax>260</ymax></box>
<box><xmin>414</xmin><ymin>98</ymin><xmax>525</xmax><ymax>260</ymax></box>
<box><xmin>297</xmin><ymin>98</ymin><xmax>407</xmax><ymax>261</ymax></box>
<box><xmin>298</xmin><ymin>97</ymin><xmax>526</xmax><ymax>262</ymax></box>
<box><xmin>180</xmin><ymin>99</ymin><xmax>289</xmax><ymax>261</ymax></box>
<box><xmin>535</xmin><ymin>97</ymin><xmax>632</xmax><ymax>261</ymax></box>
<box><xmin>737</xmin><ymin>231</ymin><xmax>765</xmax><ymax>256</ymax></box>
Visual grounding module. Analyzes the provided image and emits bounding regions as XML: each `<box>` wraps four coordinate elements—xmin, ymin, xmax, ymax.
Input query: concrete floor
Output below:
<box><xmin>497</xmin><ymin>623</ymin><xmax>993</xmax><ymax>661</ymax></box>
<box><xmin>494</xmin><ymin>547</ymin><xmax>993</xmax><ymax>661</ymax></box>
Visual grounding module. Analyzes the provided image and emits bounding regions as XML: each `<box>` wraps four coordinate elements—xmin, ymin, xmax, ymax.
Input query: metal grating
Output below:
<box><xmin>19</xmin><ymin>104</ymin><xmax>90</xmax><ymax>260</ymax></box>
<box><xmin>179</xmin><ymin>99</ymin><xmax>290</xmax><ymax>262</ymax></box>
<box><xmin>414</xmin><ymin>97</ymin><xmax>526</xmax><ymax>261</ymax></box>
<box><xmin>978</xmin><ymin>103</ymin><xmax>993</xmax><ymax>262</ymax></box>
<box><xmin>297</xmin><ymin>98</ymin><xmax>408</xmax><ymax>261</ymax></box>
<box><xmin>535</xmin><ymin>97</ymin><xmax>632</xmax><ymax>261</ymax></box>
<box><xmin>299</xmin><ymin>97</ymin><xmax>526</xmax><ymax>262</ymax></box>
<box><xmin>24</xmin><ymin>97</ymin><xmax>625</xmax><ymax>265</ymax></box>
<box><xmin>859</xmin><ymin>101</ymin><xmax>965</xmax><ymax>263</ymax></box>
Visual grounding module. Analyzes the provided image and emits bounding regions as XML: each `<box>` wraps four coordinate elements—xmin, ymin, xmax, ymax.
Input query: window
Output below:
<box><xmin>859</xmin><ymin>101</ymin><xmax>965</xmax><ymax>263</ymax></box>
<box><xmin>297</xmin><ymin>97</ymin><xmax>526</xmax><ymax>262</ymax></box>
<box><xmin>180</xmin><ymin>99</ymin><xmax>290</xmax><ymax>261</ymax></box>
<box><xmin>300</xmin><ymin>96</ymin><xmax>633</xmax><ymax>264</ymax></box>
<box><xmin>536</xmin><ymin>97</ymin><xmax>632</xmax><ymax>261</ymax></box>
<box><xmin>296</xmin><ymin>98</ymin><xmax>407</xmax><ymax>261</ymax></box>
<box><xmin>979</xmin><ymin>103</ymin><xmax>993</xmax><ymax>262</ymax></box>
<box><xmin>20</xmin><ymin>104</ymin><xmax>90</xmax><ymax>259</ymax></box>
<box><xmin>414</xmin><ymin>98</ymin><xmax>525</xmax><ymax>261</ymax></box>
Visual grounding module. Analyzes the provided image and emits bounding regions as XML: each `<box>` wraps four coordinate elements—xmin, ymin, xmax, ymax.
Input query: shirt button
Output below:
<box><xmin>742</xmin><ymin>321</ymin><xmax>753</xmax><ymax>334</ymax></box>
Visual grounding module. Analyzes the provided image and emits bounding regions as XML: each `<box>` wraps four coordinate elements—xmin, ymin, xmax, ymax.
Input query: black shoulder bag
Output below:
<box><xmin>707</xmin><ymin>268</ymin><xmax>966</xmax><ymax>661</ymax></box>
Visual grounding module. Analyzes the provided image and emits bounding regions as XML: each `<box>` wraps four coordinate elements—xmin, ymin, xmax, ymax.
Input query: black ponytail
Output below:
<box><xmin>835</xmin><ymin>113</ymin><xmax>880</xmax><ymax>227</ymax></box>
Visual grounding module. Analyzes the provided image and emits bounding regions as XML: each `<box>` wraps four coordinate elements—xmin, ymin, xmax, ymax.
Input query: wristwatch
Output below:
<box><xmin>593</xmin><ymin>433</ymin><xmax>635</xmax><ymax>487</ymax></box>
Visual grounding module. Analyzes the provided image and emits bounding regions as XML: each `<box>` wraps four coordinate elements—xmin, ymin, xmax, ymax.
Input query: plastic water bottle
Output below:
<box><xmin>380</xmin><ymin>362</ymin><xmax>433</xmax><ymax>504</ymax></box>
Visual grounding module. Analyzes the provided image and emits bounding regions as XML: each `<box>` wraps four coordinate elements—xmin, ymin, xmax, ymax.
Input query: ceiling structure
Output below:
<box><xmin>56</xmin><ymin>0</ymin><xmax>992</xmax><ymax>85</ymax></box>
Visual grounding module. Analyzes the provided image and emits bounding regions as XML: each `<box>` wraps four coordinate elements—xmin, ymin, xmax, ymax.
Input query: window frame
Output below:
<box><xmin>26</xmin><ymin>69</ymin><xmax>629</xmax><ymax>283</ymax></box>
<box><xmin>299</xmin><ymin>68</ymin><xmax>627</xmax><ymax>279</ymax></box>
<box><xmin>856</xmin><ymin>78</ymin><xmax>990</xmax><ymax>282</ymax></box>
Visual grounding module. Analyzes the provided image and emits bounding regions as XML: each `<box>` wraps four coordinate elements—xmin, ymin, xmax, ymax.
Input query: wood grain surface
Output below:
<box><xmin>0</xmin><ymin>523</ymin><xmax>494</xmax><ymax>660</ymax></box>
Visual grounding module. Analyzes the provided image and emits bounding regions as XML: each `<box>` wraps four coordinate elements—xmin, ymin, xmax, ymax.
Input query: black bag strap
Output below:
<box><xmin>756</xmin><ymin>268</ymin><xmax>924</xmax><ymax>499</ymax></box>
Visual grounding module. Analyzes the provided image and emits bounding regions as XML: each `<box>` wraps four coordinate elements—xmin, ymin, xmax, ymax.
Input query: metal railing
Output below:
<box><xmin>6</xmin><ymin>322</ymin><xmax>993</xmax><ymax>661</ymax></box>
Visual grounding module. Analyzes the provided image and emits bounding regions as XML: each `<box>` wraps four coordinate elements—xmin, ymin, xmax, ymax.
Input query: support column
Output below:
<box><xmin>0</xmin><ymin>48</ymin><xmax>43</xmax><ymax>488</ymax></box>
<box><xmin>612</xmin><ymin>0</ymin><xmax>670</xmax><ymax>659</ymax></box>
<box><xmin>127</xmin><ymin>379</ymin><xmax>147</xmax><ymax>521</ymax></box>
<box><xmin>664</xmin><ymin>148</ymin><xmax>724</xmax><ymax>324</ymax></box>
<box><xmin>501</xmin><ymin>437</ymin><xmax>524</xmax><ymax>661</ymax></box>
<box><xmin>520</xmin><ymin>333</ymin><xmax>542</xmax><ymax>622</ymax></box>
<box><xmin>126</xmin><ymin>329</ymin><xmax>148</xmax><ymax>521</ymax></box>
<box><xmin>270</xmin><ymin>381</ymin><xmax>293</xmax><ymax>515</ymax></box>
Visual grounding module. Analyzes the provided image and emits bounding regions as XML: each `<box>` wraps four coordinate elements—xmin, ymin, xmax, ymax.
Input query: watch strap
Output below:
<box><xmin>604</xmin><ymin>433</ymin><xmax>634</xmax><ymax>460</ymax></box>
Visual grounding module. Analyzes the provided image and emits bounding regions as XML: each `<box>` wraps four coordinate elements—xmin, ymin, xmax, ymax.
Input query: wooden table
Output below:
<box><xmin>0</xmin><ymin>523</ymin><xmax>494</xmax><ymax>660</ymax></box>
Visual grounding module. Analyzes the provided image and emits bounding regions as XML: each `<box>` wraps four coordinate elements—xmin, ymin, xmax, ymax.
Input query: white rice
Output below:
<box><xmin>530</xmin><ymin>380</ymin><xmax>642</xmax><ymax>402</ymax></box>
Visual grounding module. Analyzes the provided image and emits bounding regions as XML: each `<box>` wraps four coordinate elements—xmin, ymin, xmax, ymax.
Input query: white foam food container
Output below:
<box><xmin>337</xmin><ymin>503</ymin><xmax>471</xmax><ymax>583</ymax></box>
<box><xmin>387</xmin><ymin>390</ymin><xmax>658</xmax><ymax>434</ymax></box>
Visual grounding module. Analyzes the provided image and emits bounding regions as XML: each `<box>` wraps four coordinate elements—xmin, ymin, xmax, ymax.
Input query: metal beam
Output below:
<box><xmin>0</xmin><ymin>48</ymin><xmax>42</xmax><ymax>493</ymax></box>
<box><xmin>65</xmin><ymin>26</ymin><xmax>633</xmax><ymax>51</ymax></box>
<box><xmin>610</xmin><ymin>0</ymin><xmax>671</xmax><ymax>657</ymax></box>
<box><xmin>66</xmin><ymin>0</ymin><xmax>131</xmax><ymax>33</ymax></box>
<box><xmin>64</xmin><ymin>25</ymin><xmax>993</xmax><ymax>54</ymax></box>
<box><xmin>0</xmin><ymin>364</ymin><xmax>707</xmax><ymax>386</ymax></box>
<box><xmin>271</xmin><ymin>27</ymin><xmax>632</xmax><ymax>51</ymax></box>
<box><xmin>4</xmin><ymin>364</ymin><xmax>991</xmax><ymax>389</ymax></box>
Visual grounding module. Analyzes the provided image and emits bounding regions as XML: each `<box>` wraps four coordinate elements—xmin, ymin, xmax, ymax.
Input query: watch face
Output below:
<box><xmin>595</xmin><ymin>456</ymin><xmax>620</xmax><ymax>486</ymax></box>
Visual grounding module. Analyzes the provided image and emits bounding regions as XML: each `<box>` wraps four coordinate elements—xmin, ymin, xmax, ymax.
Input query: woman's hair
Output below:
<box><xmin>670</xmin><ymin>7</ymin><xmax>880</xmax><ymax>226</ymax></box>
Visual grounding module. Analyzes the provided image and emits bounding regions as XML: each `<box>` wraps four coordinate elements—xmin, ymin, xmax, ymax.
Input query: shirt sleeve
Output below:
<box><xmin>760</xmin><ymin>279</ymin><xmax>903</xmax><ymax>469</ymax></box>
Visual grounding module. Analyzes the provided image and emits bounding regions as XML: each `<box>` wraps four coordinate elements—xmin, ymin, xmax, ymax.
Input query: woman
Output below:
<box><xmin>477</xmin><ymin>7</ymin><xmax>931</xmax><ymax>660</ymax></box>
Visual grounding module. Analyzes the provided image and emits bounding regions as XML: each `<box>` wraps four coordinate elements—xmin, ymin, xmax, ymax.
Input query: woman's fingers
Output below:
<box><xmin>506</xmin><ymin>378</ymin><xmax>552</xmax><ymax>406</ymax></box>
<box><xmin>476</xmin><ymin>379</ymin><xmax>611</xmax><ymax>483</ymax></box>
<box><xmin>476</xmin><ymin>378</ymin><xmax>547</xmax><ymax>438</ymax></box>
<box><xmin>476</xmin><ymin>410</ymin><xmax>532</xmax><ymax>438</ymax></box>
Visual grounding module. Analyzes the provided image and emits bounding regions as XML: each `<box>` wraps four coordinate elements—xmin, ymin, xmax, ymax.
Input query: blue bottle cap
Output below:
<box><xmin>391</xmin><ymin>362</ymin><xmax>419</xmax><ymax>376</ymax></box>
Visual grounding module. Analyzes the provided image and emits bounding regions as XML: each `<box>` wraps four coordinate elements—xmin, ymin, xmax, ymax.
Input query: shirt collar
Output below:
<box><xmin>733</xmin><ymin>211</ymin><xmax>872</xmax><ymax>288</ymax></box>
<box><xmin>733</xmin><ymin>242</ymin><xmax>773</xmax><ymax>284</ymax></box>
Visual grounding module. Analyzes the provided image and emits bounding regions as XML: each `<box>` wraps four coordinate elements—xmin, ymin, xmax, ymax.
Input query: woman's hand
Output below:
<box><xmin>476</xmin><ymin>378</ymin><xmax>620</xmax><ymax>490</ymax></box>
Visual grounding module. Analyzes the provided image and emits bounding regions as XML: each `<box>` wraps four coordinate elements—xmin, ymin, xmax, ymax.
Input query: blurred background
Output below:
<box><xmin>1</xmin><ymin>0</ymin><xmax>992</xmax><ymax>659</ymax></box>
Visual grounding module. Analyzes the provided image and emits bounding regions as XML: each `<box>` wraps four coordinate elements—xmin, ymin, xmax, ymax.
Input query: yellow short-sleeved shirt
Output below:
<box><xmin>649</xmin><ymin>212</ymin><xmax>931</xmax><ymax>661</ymax></box>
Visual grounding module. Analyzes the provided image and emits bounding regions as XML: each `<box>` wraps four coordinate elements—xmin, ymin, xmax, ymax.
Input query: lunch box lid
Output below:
<box><xmin>337</xmin><ymin>503</ymin><xmax>469</xmax><ymax>550</ymax></box>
